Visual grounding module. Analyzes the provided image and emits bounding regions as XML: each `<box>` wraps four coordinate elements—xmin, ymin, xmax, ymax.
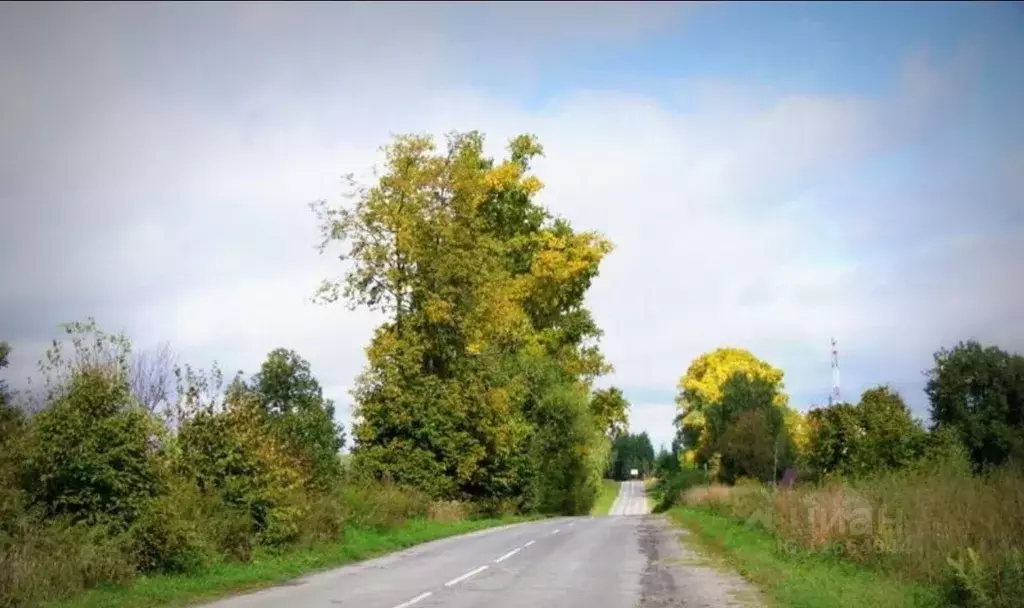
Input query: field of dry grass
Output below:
<box><xmin>679</xmin><ymin>464</ymin><xmax>1024</xmax><ymax>606</ymax></box>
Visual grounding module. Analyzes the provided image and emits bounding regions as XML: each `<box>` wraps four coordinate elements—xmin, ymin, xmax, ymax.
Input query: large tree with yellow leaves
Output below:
<box><xmin>313</xmin><ymin>132</ymin><xmax>614</xmax><ymax>513</ymax></box>
<box><xmin>675</xmin><ymin>347</ymin><xmax>807</xmax><ymax>474</ymax></box>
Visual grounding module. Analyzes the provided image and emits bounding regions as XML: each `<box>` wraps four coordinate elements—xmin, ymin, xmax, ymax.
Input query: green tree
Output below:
<box><xmin>675</xmin><ymin>347</ymin><xmax>789</xmax><ymax>466</ymax></box>
<box><xmin>590</xmin><ymin>386</ymin><xmax>629</xmax><ymax>439</ymax></box>
<box><xmin>251</xmin><ymin>348</ymin><xmax>345</xmax><ymax>490</ymax></box>
<box><xmin>526</xmin><ymin>379</ymin><xmax>605</xmax><ymax>514</ymax></box>
<box><xmin>805</xmin><ymin>385</ymin><xmax>926</xmax><ymax>479</ymax></box>
<box><xmin>0</xmin><ymin>340</ymin><xmax>10</xmax><ymax>400</ymax></box>
<box><xmin>710</xmin><ymin>373</ymin><xmax>793</xmax><ymax>482</ymax></box>
<box><xmin>653</xmin><ymin>446</ymin><xmax>680</xmax><ymax>478</ymax></box>
<box><xmin>176</xmin><ymin>372</ymin><xmax>305</xmax><ymax>546</ymax></box>
<box><xmin>925</xmin><ymin>341</ymin><xmax>1024</xmax><ymax>470</ymax></box>
<box><xmin>716</xmin><ymin>408</ymin><xmax>778</xmax><ymax>483</ymax></box>
<box><xmin>22</xmin><ymin>322</ymin><xmax>165</xmax><ymax>530</ymax></box>
<box><xmin>858</xmin><ymin>385</ymin><xmax>926</xmax><ymax>471</ymax></box>
<box><xmin>312</xmin><ymin>131</ymin><xmax>613</xmax><ymax>512</ymax></box>
<box><xmin>806</xmin><ymin>402</ymin><xmax>862</xmax><ymax>479</ymax></box>
<box><xmin>0</xmin><ymin>341</ymin><xmax>27</xmax><ymax>530</ymax></box>
<box><xmin>607</xmin><ymin>432</ymin><xmax>655</xmax><ymax>480</ymax></box>
<box><xmin>706</xmin><ymin>373</ymin><xmax>783</xmax><ymax>446</ymax></box>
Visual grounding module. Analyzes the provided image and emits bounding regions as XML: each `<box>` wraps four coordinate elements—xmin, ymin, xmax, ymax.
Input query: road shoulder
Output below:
<box><xmin>665</xmin><ymin>507</ymin><xmax>944</xmax><ymax>608</ymax></box>
<box><xmin>638</xmin><ymin>515</ymin><xmax>763</xmax><ymax>607</ymax></box>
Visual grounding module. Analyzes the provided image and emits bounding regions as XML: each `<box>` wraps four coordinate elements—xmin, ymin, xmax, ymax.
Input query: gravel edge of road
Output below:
<box><xmin>637</xmin><ymin>515</ymin><xmax>765</xmax><ymax>607</ymax></box>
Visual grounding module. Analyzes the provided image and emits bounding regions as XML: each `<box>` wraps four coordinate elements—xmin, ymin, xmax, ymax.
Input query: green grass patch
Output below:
<box><xmin>44</xmin><ymin>517</ymin><xmax>530</xmax><ymax>608</ymax></box>
<box><xmin>591</xmin><ymin>479</ymin><xmax>620</xmax><ymax>515</ymax></box>
<box><xmin>667</xmin><ymin>507</ymin><xmax>944</xmax><ymax>608</ymax></box>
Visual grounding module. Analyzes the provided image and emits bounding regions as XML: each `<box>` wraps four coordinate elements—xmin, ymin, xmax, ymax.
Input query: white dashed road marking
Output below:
<box><xmin>392</xmin><ymin>591</ymin><xmax>432</xmax><ymax>608</ymax></box>
<box><xmin>494</xmin><ymin>547</ymin><xmax>521</xmax><ymax>563</ymax></box>
<box><xmin>393</xmin><ymin>526</ymin><xmax>565</xmax><ymax>608</ymax></box>
<box><xmin>444</xmin><ymin>565</ymin><xmax>489</xmax><ymax>587</ymax></box>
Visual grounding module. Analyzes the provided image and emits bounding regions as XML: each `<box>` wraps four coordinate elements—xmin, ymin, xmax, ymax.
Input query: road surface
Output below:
<box><xmin>608</xmin><ymin>479</ymin><xmax>650</xmax><ymax>515</ymax></box>
<box><xmin>203</xmin><ymin>481</ymin><xmax>760</xmax><ymax>608</ymax></box>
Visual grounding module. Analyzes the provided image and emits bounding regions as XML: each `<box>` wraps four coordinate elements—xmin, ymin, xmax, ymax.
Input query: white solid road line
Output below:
<box><xmin>392</xmin><ymin>591</ymin><xmax>432</xmax><ymax>608</ymax></box>
<box><xmin>524</xmin><ymin>540</ymin><xmax>536</xmax><ymax>547</ymax></box>
<box><xmin>551</xmin><ymin>528</ymin><xmax>560</xmax><ymax>535</ymax></box>
<box><xmin>494</xmin><ymin>547</ymin><xmax>521</xmax><ymax>563</ymax></box>
<box><xmin>444</xmin><ymin>565</ymin><xmax>489</xmax><ymax>587</ymax></box>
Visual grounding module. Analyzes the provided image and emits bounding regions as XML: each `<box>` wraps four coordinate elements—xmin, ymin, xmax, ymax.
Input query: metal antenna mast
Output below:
<box><xmin>829</xmin><ymin>337</ymin><xmax>841</xmax><ymax>405</ymax></box>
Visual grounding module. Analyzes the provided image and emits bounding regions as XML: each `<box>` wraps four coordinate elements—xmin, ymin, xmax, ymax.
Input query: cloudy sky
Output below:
<box><xmin>2</xmin><ymin>2</ymin><xmax>1022</xmax><ymax>450</ymax></box>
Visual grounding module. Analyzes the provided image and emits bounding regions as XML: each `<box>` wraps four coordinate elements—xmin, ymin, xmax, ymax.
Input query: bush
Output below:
<box><xmin>0</xmin><ymin>401</ymin><xmax>27</xmax><ymax>536</ymax></box>
<box><xmin>652</xmin><ymin>467</ymin><xmax>706</xmax><ymax>512</ymax></box>
<box><xmin>203</xmin><ymin>502</ymin><xmax>258</xmax><ymax>563</ymax></box>
<box><xmin>335</xmin><ymin>483</ymin><xmax>431</xmax><ymax>530</ymax></box>
<box><xmin>947</xmin><ymin>548</ymin><xmax>1024</xmax><ymax>608</ymax></box>
<box><xmin>175</xmin><ymin>385</ymin><xmax>305</xmax><ymax>537</ymax></box>
<box><xmin>428</xmin><ymin>500</ymin><xmax>470</xmax><ymax>523</ymax></box>
<box><xmin>299</xmin><ymin>493</ymin><xmax>346</xmax><ymax>546</ymax></box>
<box><xmin>473</xmin><ymin>496</ymin><xmax>524</xmax><ymax>518</ymax></box>
<box><xmin>260</xmin><ymin>505</ymin><xmax>305</xmax><ymax>550</ymax></box>
<box><xmin>126</xmin><ymin>489</ymin><xmax>208</xmax><ymax>574</ymax></box>
<box><xmin>23</xmin><ymin>365</ymin><xmax>166</xmax><ymax>530</ymax></box>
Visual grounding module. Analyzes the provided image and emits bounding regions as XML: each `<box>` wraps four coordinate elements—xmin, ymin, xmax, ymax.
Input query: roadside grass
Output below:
<box><xmin>591</xmin><ymin>479</ymin><xmax>620</xmax><ymax>516</ymax></box>
<box><xmin>668</xmin><ymin>507</ymin><xmax>945</xmax><ymax>608</ymax></box>
<box><xmin>43</xmin><ymin>516</ymin><xmax>530</xmax><ymax>608</ymax></box>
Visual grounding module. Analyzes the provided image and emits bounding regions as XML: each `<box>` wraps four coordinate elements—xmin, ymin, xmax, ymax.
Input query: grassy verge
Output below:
<box><xmin>591</xmin><ymin>479</ymin><xmax>620</xmax><ymax>515</ymax></box>
<box><xmin>44</xmin><ymin>516</ymin><xmax>530</xmax><ymax>608</ymax></box>
<box><xmin>667</xmin><ymin>507</ymin><xmax>944</xmax><ymax>608</ymax></box>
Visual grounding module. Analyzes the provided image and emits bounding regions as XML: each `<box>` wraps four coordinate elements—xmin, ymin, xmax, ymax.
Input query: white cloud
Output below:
<box><xmin>1</xmin><ymin>3</ymin><xmax>1020</xmax><ymax>447</ymax></box>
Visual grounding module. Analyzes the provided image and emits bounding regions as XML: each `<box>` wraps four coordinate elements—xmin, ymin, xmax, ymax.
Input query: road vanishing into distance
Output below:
<box><xmin>204</xmin><ymin>481</ymin><xmax>760</xmax><ymax>608</ymax></box>
<box><xmin>608</xmin><ymin>478</ymin><xmax>650</xmax><ymax>516</ymax></box>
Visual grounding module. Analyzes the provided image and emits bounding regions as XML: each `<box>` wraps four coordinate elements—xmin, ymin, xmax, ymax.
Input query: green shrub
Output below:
<box><xmin>24</xmin><ymin>365</ymin><xmax>165</xmax><ymax>531</ymax></box>
<box><xmin>299</xmin><ymin>493</ymin><xmax>346</xmax><ymax>545</ymax></box>
<box><xmin>0</xmin><ymin>401</ymin><xmax>27</xmax><ymax>536</ymax></box>
<box><xmin>652</xmin><ymin>467</ymin><xmax>706</xmax><ymax>512</ymax></box>
<box><xmin>176</xmin><ymin>385</ymin><xmax>305</xmax><ymax>535</ymax></box>
<box><xmin>947</xmin><ymin>548</ymin><xmax>1024</xmax><ymax>608</ymax></box>
<box><xmin>473</xmin><ymin>497</ymin><xmax>521</xmax><ymax>519</ymax></box>
<box><xmin>336</xmin><ymin>483</ymin><xmax>431</xmax><ymax>530</ymax></box>
<box><xmin>203</xmin><ymin>503</ymin><xmax>258</xmax><ymax>563</ymax></box>
<box><xmin>126</xmin><ymin>491</ymin><xmax>207</xmax><ymax>574</ymax></box>
<box><xmin>260</xmin><ymin>505</ymin><xmax>304</xmax><ymax>550</ymax></box>
<box><xmin>428</xmin><ymin>500</ymin><xmax>470</xmax><ymax>522</ymax></box>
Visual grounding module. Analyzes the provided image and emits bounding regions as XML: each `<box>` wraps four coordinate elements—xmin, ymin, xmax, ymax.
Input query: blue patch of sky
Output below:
<box><xmin>621</xmin><ymin>386</ymin><xmax>676</xmax><ymax>405</ymax></box>
<box><xmin>507</xmin><ymin>3</ymin><xmax>1020</xmax><ymax>429</ymax></box>
<box><xmin>468</xmin><ymin>3</ymin><xmax>1016</xmax><ymax>111</ymax></box>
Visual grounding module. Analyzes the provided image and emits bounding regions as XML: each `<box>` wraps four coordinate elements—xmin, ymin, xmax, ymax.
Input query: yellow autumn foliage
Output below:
<box><xmin>316</xmin><ymin>130</ymin><xmax>617</xmax><ymax>513</ymax></box>
<box><xmin>676</xmin><ymin>347</ymin><xmax>803</xmax><ymax>464</ymax></box>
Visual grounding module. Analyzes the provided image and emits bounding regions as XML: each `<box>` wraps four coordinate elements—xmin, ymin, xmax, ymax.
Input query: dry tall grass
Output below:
<box><xmin>681</xmin><ymin>464</ymin><xmax>1024</xmax><ymax>605</ymax></box>
<box><xmin>428</xmin><ymin>500</ymin><xmax>471</xmax><ymax>523</ymax></box>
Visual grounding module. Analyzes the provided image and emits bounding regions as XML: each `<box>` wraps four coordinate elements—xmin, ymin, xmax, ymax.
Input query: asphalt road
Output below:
<box><xmin>608</xmin><ymin>479</ymin><xmax>650</xmax><ymax>516</ymax></box>
<box><xmin>203</xmin><ymin>481</ymin><xmax>759</xmax><ymax>608</ymax></box>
